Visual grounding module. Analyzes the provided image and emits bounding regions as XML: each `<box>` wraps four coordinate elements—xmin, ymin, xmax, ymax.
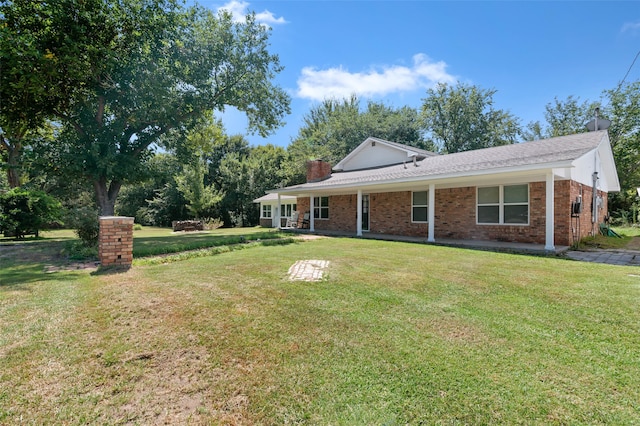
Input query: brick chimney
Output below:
<box><xmin>306</xmin><ymin>159</ymin><xmax>332</xmax><ymax>183</ymax></box>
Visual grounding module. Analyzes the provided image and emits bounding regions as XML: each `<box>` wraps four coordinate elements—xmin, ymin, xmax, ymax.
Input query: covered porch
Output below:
<box><xmin>274</xmin><ymin>168</ymin><xmax>561</xmax><ymax>252</ymax></box>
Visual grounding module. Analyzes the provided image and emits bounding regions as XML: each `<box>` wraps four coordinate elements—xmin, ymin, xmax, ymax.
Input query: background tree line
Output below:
<box><xmin>1</xmin><ymin>1</ymin><xmax>639</xmax><ymax>239</ymax></box>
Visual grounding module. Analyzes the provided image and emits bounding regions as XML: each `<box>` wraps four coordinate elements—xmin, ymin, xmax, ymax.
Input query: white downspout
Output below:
<box><xmin>357</xmin><ymin>190</ymin><xmax>363</xmax><ymax>237</ymax></box>
<box><xmin>545</xmin><ymin>171</ymin><xmax>555</xmax><ymax>251</ymax></box>
<box><xmin>428</xmin><ymin>183</ymin><xmax>435</xmax><ymax>242</ymax></box>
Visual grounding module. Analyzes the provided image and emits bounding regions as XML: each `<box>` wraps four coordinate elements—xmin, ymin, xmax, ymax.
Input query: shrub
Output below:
<box><xmin>0</xmin><ymin>188</ymin><xmax>63</xmax><ymax>238</ymax></box>
<box><xmin>202</xmin><ymin>217</ymin><xmax>223</xmax><ymax>230</ymax></box>
<box><xmin>66</xmin><ymin>206</ymin><xmax>100</xmax><ymax>246</ymax></box>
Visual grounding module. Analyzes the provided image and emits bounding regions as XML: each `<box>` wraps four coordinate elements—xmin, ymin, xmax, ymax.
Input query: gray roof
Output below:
<box><xmin>276</xmin><ymin>131</ymin><xmax>608</xmax><ymax>193</ymax></box>
<box><xmin>253</xmin><ymin>193</ymin><xmax>297</xmax><ymax>203</ymax></box>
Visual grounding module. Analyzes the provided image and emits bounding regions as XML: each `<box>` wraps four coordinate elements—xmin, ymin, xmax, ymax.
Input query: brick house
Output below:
<box><xmin>257</xmin><ymin>131</ymin><xmax>620</xmax><ymax>250</ymax></box>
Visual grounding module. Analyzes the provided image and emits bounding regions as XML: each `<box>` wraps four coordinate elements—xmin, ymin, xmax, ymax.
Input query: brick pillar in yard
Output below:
<box><xmin>99</xmin><ymin>216</ymin><xmax>134</xmax><ymax>268</ymax></box>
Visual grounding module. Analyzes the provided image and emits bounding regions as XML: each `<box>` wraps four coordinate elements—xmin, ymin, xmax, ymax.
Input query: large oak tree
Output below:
<box><xmin>0</xmin><ymin>0</ymin><xmax>290</xmax><ymax>214</ymax></box>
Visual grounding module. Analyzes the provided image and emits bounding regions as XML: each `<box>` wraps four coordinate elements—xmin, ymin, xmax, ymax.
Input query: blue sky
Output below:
<box><xmin>197</xmin><ymin>0</ymin><xmax>640</xmax><ymax>148</ymax></box>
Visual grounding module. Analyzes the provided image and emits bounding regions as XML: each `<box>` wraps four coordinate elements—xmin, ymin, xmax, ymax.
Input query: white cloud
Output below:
<box><xmin>621</xmin><ymin>21</ymin><xmax>640</xmax><ymax>34</ymax></box>
<box><xmin>217</xmin><ymin>1</ymin><xmax>286</xmax><ymax>26</ymax></box>
<box><xmin>296</xmin><ymin>54</ymin><xmax>456</xmax><ymax>102</ymax></box>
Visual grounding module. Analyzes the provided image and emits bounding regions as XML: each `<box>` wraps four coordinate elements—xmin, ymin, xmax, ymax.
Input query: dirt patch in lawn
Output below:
<box><xmin>625</xmin><ymin>236</ymin><xmax>640</xmax><ymax>250</ymax></box>
<box><xmin>44</xmin><ymin>262</ymin><xmax>99</xmax><ymax>272</ymax></box>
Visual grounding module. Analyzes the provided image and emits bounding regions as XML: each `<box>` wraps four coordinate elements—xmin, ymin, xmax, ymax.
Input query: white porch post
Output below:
<box><xmin>356</xmin><ymin>190</ymin><xmax>363</xmax><ymax>237</ymax></box>
<box><xmin>309</xmin><ymin>195</ymin><xmax>315</xmax><ymax>232</ymax></box>
<box><xmin>428</xmin><ymin>183</ymin><xmax>435</xmax><ymax>242</ymax></box>
<box><xmin>545</xmin><ymin>171</ymin><xmax>555</xmax><ymax>251</ymax></box>
<box><xmin>276</xmin><ymin>194</ymin><xmax>281</xmax><ymax>229</ymax></box>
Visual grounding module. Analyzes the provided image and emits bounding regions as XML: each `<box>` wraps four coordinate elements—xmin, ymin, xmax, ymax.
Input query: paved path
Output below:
<box><xmin>565</xmin><ymin>249</ymin><xmax>640</xmax><ymax>266</ymax></box>
<box><xmin>288</xmin><ymin>259</ymin><xmax>330</xmax><ymax>281</ymax></box>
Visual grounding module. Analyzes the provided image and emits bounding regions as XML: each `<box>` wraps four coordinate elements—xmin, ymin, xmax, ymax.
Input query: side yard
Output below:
<box><xmin>1</xmin><ymin>232</ymin><xmax>639</xmax><ymax>424</ymax></box>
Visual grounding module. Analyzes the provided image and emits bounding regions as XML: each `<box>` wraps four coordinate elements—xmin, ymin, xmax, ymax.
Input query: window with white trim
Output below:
<box><xmin>477</xmin><ymin>184</ymin><xmax>529</xmax><ymax>225</ymax></box>
<box><xmin>261</xmin><ymin>204</ymin><xmax>272</xmax><ymax>218</ymax></box>
<box><xmin>280</xmin><ymin>203</ymin><xmax>297</xmax><ymax>218</ymax></box>
<box><xmin>313</xmin><ymin>196</ymin><xmax>329</xmax><ymax>219</ymax></box>
<box><xmin>412</xmin><ymin>191</ymin><xmax>428</xmax><ymax>223</ymax></box>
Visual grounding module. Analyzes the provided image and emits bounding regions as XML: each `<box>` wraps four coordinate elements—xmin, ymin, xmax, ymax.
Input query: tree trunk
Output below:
<box><xmin>7</xmin><ymin>167</ymin><xmax>20</xmax><ymax>189</ymax></box>
<box><xmin>93</xmin><ymin>178</ymin><xmax>122</xmax><ymax>216</ymax></box>
<box><xmin>5</xmin><ymin>142</ymin><xmax>22</xmax><ymax>188</ymax></box>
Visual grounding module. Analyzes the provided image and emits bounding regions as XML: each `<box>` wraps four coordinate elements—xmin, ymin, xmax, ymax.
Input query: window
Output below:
<box><xmin>412</xmin><ymin>191</ymin><xmax>428</xmax><ymax>223</ymax></box>
<box><xmin>262</xmin><ymin>204</ymin><xmax>272</xmax><ymax>218</ymax></box>
<box><xmin>281</xmin><ymin>203</ymin><xmax>297</xmax><ymax>217</ymax></box>
<box><xmin>313</xmin><ymin>196</ymin><xmax>329</xmax><ymax>219</ymax></box>
<box><xmin>477</xmin><ymin>184</ymin><xmax>529</xmax><ymax>225</ymax></box>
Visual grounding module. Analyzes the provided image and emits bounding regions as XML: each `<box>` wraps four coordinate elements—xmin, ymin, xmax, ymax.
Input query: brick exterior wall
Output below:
<box><xmin>306</xmin><ymin>160</ymin><xmax>332</xmax><ymax>182</ymax></box>
<box><xmin>98</xmin><ymin>216</ymin><xmax>134</xmax><ymax>267</ymax></box>
<box><xmin>555</xmin><ymin>180</ymin><xmax>608</xmax><ymax>246</ymax></box>
<box><xmin>370</xmin><ymin>192</ymin><xmax>429</xmax><ymax>237</ymax></box>
<box><xmin>434</xmin><ymin>184</ymin><xmax>547</xmax><ymax>244</ymax></box>
<box><xmin>259</xmin><ymin>218</ymin><xmax>273</xmax><ymax>227</ymax></box>
<box><xmin>294</xmin><ymin>179</ymin><xmax>610</xmax><ymax>246</ymax></box>
<box><xmin>295</xmin><ymin>195</ymin><xmax>357</xmax><ymax>232</ymax></box>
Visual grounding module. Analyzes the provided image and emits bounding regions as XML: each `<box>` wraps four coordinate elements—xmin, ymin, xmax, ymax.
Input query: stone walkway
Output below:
<box><xmin>565</xmin><ymin>249</ymin><xmax>640</xmax><ymax>266</ymax></box>
<box><xmin>288</xmin><ymin>260</ymin><xmax>330</xmax><ymax>281</ymax></box>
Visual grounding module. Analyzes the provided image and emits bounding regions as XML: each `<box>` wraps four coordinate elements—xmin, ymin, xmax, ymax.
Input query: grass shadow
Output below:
<box><xmin>0</xmin><ymin>233</ymin><xmax>76</xmax><ymax>246</ymax></box>
<box><xmin>0</xmin><ymin>262</ymin><xmax>86</xmax><ymax>289</ymax></box>
<box><xmin>91</xmin><ymin>265</ymin><xmax>131</xmax><ymax>276</ymax></box>
<box><xmin>133</xmin><ymin>230</ymin><xmax>286</xmax><ymax>257</ymax></box>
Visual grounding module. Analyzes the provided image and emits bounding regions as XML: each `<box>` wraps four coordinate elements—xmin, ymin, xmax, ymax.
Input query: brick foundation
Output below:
<box><xmin>294</xmin><ymin>179</ymin><xmax>609</xmax><ymax>246</ymax></box>
<box><xmin>259</xmin><ymin>218</ymin><xmax>273</xmax><ymax>227</ymax></box>
<box><xmin>99</xmin><ymin>216</ymin><xmax>134</xmax><ymax>268</ymax></box>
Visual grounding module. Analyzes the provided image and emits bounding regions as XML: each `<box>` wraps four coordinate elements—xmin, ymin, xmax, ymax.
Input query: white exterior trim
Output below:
<box><xmin>276</xmin><ymin>193</ymin><xmax>281</xmax><ymax>229</ymax></box>
<box><xmin>357</xmin><ymin>190</ymin><xmax>363</xmax><ymax>237</ymax></box>
<box><xmin>428</xmin><ymin>183</ymin><xmax>435</xmax><ymax>242</ymax></box>
<box><xmin>309</xmin><ymin>195</ymin><xmax>315</xmax><ymax>232</ymax></box>
<box><xmin>545</xmin><ymin>171</ymin><xmax>555</xmax><ymax>251</ymax></box>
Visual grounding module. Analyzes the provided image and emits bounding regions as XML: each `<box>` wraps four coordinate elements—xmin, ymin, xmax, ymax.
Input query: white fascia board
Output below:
<box><xmin>272</xmin><ymin>161</ymin><xmax>574</xmax><ymax>196</ymax></box>
<box><xmin>596</xmin><ymin>139</ymin><xmax>621</xmax><ymax>192</ymax></box>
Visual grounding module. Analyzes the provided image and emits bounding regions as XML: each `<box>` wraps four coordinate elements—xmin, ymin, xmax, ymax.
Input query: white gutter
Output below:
<box><xmin>270</xmin><ymin>160</ymin><xmax>576</xmax><ymax>196</ymax></box>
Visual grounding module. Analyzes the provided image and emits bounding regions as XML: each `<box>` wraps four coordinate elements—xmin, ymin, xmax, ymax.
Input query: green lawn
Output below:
<box><xmin>0</xmin><ymin>226</ymin><xmax>289</xmax><ymax>261</ymax></box>
<box><xmin>130</xmin><ymin>226</ymin><xmax>289</xmax><ymax>257</ymax></box>
<box><xmin>1</xmin><ymin>233</ymin><xmax>639</xmax><ymax>424</ymax></box>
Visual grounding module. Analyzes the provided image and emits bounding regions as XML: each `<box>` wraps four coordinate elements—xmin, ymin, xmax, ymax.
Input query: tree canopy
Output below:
<box><xmin>605</xmin><ymin>81</ymin><xmax>640</xmax><ymax>210</ymax></box>
<box><xmin>286</xmin><ymin>95</ymin><xmax>430</xmax><ymax>184</ymax></box>
<box><xmin>522</xmin><ymin>95</ymin><xmax>598</xmax><ymax>141</ymax></box>
<box><xmin>421</xmin><ymin>83</ymin><xmax>521</xmax><ymax>153</ymax></box>
<box><xmin>0</xmin><ymin>0</ymin><xmax>291</xmax><ymax>214</ymax></box>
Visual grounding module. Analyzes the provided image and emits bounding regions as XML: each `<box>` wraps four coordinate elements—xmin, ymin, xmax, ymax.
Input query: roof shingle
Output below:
<box><xmin>279</xmin><ymin>131</ymin><xmax>607</xmax><ymax>191</ymax></box>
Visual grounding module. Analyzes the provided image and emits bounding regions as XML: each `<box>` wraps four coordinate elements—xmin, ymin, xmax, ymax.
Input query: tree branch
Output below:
<box><xmin>53</xmin><ymin>110</ymin><xmax>87</xmax><ymax>137</ymax></box>
<box><xmin>96</xmin><ymin>95</ymin><xmax>105</xmax><ymax>127</ymax></box>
